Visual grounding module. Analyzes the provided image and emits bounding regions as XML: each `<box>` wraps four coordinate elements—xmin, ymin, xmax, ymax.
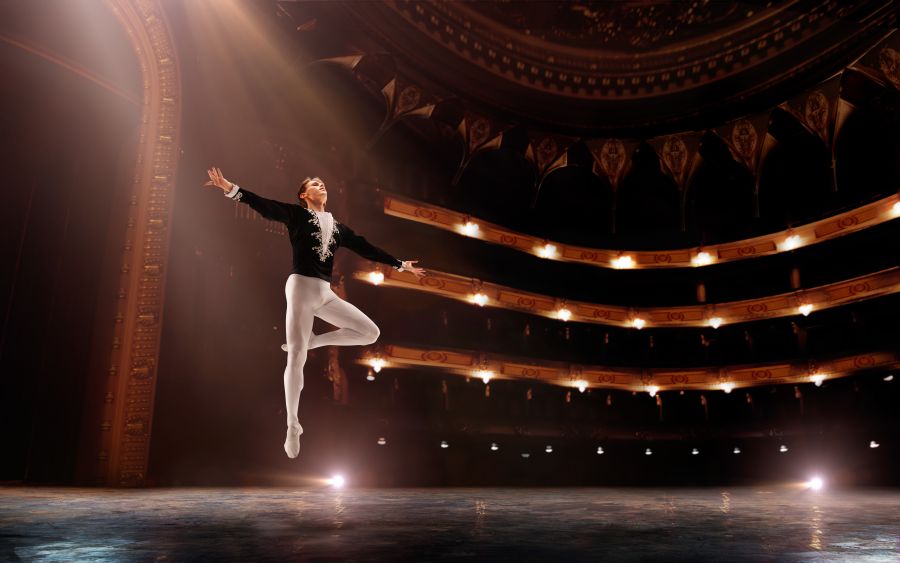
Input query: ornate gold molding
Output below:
<box><xmin>98</xmin><ymin>0</ymin><xmax>181</xmax><ymax>486</ymax></box>
<box><xmin>385</xmin><ymin>193</ymin><xmax>900</xmax><ymax>269</ymax></box>
<box><xmin>362</xmin><ymin>344</ymin><xmax>897</xmax><ymax>393</ymax></box>
<box><xmin>354</xmin><ymin>266</ymin><xmax>900</xmax><ymax>329</ymax></box>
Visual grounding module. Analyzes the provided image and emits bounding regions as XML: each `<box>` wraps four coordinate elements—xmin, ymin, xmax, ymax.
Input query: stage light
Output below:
<box><xmin>367</xmin><ymin>271</ymin><xmax>385</xmax><ymax>285</ymax></box>
<box><xmin>721</xmin><ymin>382</ymin><xmax>734</xmax><ymax>394</ymax></box>
<box><xmin>366</xmin><ymin>372</ymin><xmax>375</xmax><ymax>382</ymax></box>
<box><xmin>810</xmin><ymin>373</ymin><xmax>825</xmax><ymax>387</ymax></box>
<box><xmin>557</xmin><ymin>308</ymin><xmax>572</xmax><ymax>321</ymax></box>
<box><xmin>596</xmin><ymin>446</ymin><xmax>604</xmax><ymax>455</ymax></box>
<box><xmin>477</xmin><ymin>369</ymin><xmax>494</xmax><ymax>384</ymax></box>
<box><xmin>806</xmin><ymin>476</ymin><xmax>824</xmax><ymax>491</ymax></box>
<box><xmin>782</xmin><ymin>234</ymin><xmax>801</xmax><ymax>251</ymax></box>
<box><xmin>440</xmin><ymin>440</ymin><xmax>449</xmax><ymax>449</ymax></box>
<box><xmin>892</xmin><ymin>201</ymin><xmax>900</xmax><ymax>217</ymax></box>
<box><xmin>612</xmin><ymin>254</ymin><xmax>635</xmax><ymax>269</ymax></box>
<box><xmin>647</xmin><ymin>385</ymin><xmax>659</xmax><ymax>397</ymax></box>
<box><xmin>779</xmin><ymin>445</ymin><xmax>789</xmax><ymax>453</ymax></box>
<box><xmin>328</xmin><ymin>474</ymin><xmax>345</xmax><ymax>488</ymax></box>
<box><xmin>632</xmin><ymin>317</ymin><xmax>646</xmax><ymax>330</ymax></box>
<box><xmin>733</xmin><ymin>447</ymin><xmax>741</xmax><ymax>454</ymax></box>
<box><xmin>470</xmin><ymin>292</ymin><xmax>489</xmax><ymax>307</ymax></box>
<box><xmin>798</xmin><ymin>303</ymin><xmax>813</xmax><ymax>316</ymax></box>
<box><xmin>537</xmin><ymin>243</ymin><xmax>558</xmax><ymax>259</ymax></box>
<box><xmin>575</xmin><ymin>380</ymin><xmax>588</xmax><ymax>393</ymax></box>
<box><xmin>645</xmin><ymin>448</ymin><xmax>653</xmax><ymax>456</ymax></box>
<box><xmin>377</xmin><ymin>437</ymin><xmax>386</xmax><ymax>446</ymax></box>
<box><xmin>884</xmin><ymin>375</ymin><xmax>894</xmax><ymax>382</ymax></box>
<box><xmin>545</xmin><ymin>445</ymin><xmax>553</xmax><ymax>453</ymax></box>
<box><xmin>691</xmin><ymin>448</ymin><xmax>699</xmax><ymax>455</ymax></box>
<box><xmin>708</xmin><ymin>317</ymin><xmax>723</xmax><ymax>329</ymax></box>
<box><xmin>870</xmin><ymin>440</ymin><xmax>880</xmax><ymax>448</ymax></box>
<box><xmin>460</xmin><ymin>221</ymin><xmax>480</xmax><ymax>237</ymax></box>
<box><xmin>369</xmin><ymin>358</ymin><xmax>385</xmax><ymax>373</ymax></box>
<box><xmin>490</xmin><ymin>442</ymin><xmax>499</xmax><ymax>451</ymax></box>
<box><xmin>692</xmin><ymin>251</ymin><xmax>714</xmax><ymax>266</ymax></box>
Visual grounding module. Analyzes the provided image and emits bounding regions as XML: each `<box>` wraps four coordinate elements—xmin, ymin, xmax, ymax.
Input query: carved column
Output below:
<box><xmin>95</xmin><ymin>0</ymin><xmax>181</xmax><ymax>486</ymax></box>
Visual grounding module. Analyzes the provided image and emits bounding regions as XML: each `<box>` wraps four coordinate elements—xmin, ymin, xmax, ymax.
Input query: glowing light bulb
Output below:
<box><xmin>807</xmin><ymin>476</ymin><xmax>824</xmax><ymax>491</ymax></box>
<box><xmin>490</xmin><ymin>442</ymin><xmax>499</xmax><ymax>451</ymax></box>
<box><xmin>366</xmin><ymin>373</ymin><xmax>375</xmax><ymax>382</ymax></box>
<box><xmin>368</xmin><ymin>271</ymin><xmax>385</xmax><ymax>285</ymax></box>
<box><xmin>537</xmin><ymin>243</ymin><xmax>558</xmax><ymax>259</ymax></box>
<box><xmin>471</xmin><ymin>292</ymin><xmax>489</xmax><ymax>307</ymax></box>
<box><xmin>460</xmin><ymin>221</ymin><xmax>479</xmax><ymax>237</ymax></box>
<box><xmin>721</xmin><ymin>382</ymin><xmax>734</xmax><ymax>394</ymax></box>
<box><xmin>647</xmin><ymin>385</ymin><xmax>659</xmax><ymax>397</ymax></box>
<box><xmin>645</xmin><ymin>448</ymin><xmax>653</xmax><ymax>456</ymax></box>
<box><xmin>440</xmin><ymin>440</ymin><xmax>449</xmax><ymax>449</ymax></box>
<box><xmin>782</xmin><ymin>234</ymin><xmax>801</xmax><ymax>251</ymax></box>
<box><xmin>810</xmin><ymin>373</ymin><xmax>825</xmax><ymax>387</ymax></box>
<box><xmin>328</xmin><ymin>474</ymin><xmax>345</xmax><ymax>488</ymax></box>
<box><xmin>798</xmin><ymin>304</ymin><xmax>813</xmax><ymax>317</ymax></box>
<box><xmin>596</xmin><ymin>446</ymin><xmax>604</xmax><ymax>455</ymax></box>
<box><xmin>779</xmin><ymin>444</ymin><xmax>788</xmax><ymax>453</ymax></box>
<box><xmin>892</xmin><ymin>201</ymin><xmax>900</xmax><ymax>217</ymax></box>
<box><xmin>632</xmin><ymin>317</ymin><xmax>646</xmax><ymax>330</ymax></box>
<box><xmin>557</xmin><ymin>308</ymin><xmax>572</xmax><ymax>322</ymax></box>
<box><xmin>377</xmin><ymin>437</ymin><xmax>386</xmax><ymax>446</ymax></box>
<box><xmin>870</xmin><ymin>440</ymin><xmax>880</xmax><ymax>449</ymax></box>
<box><xmin>545</xmin><ymin>445</ymin><xmax>553</xmax><ymax>453</ymax></box>
<box><xmin>691</xmin><ymin>448</ymin><xmax>699</xmax><ymax>455</ymax></box>
<box><xmin>708</xmin><ymin>317</ymin><xmax>723</xmax><ymax>329</ymax></box>
<box><xmin>575</xmin><ymin>380</ymin><xmax>588</xmax><ymax>393</ymax></box>
<box><xmin>884</xmin><ymin>375</ymin><xmax>894</xmax><ymax>382</ymax></box>
<box><xmin>692</xmin><ymin>251</ymin><xmax>714</xmax><ymax>266</ymax></box>
<box><xmin>477</xmin><ymin>369</ymin><xmax>494</xmax><ymax>384</ymax></box>
<box><xmin>733</xmin><ymin>447</ymin><xmax>741</xmax><ymax>454</ymax></box>
<box><xmin>369</xmin><ymin>358</ymin><xmax>385</xmax><ymax>373</ymax></box>
<box><xmin>612</xmin><ymin>254</ymin><xmax>635</xmax><ymax>269</ymax></box>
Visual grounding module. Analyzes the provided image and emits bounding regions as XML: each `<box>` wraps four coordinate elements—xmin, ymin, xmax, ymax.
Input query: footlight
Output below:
<box><xmin>806</xmin><ymin>476</ymin><xmax>824</xmax><ymax>491</ymax></box>
<box><xmin>328</xmin><ymin>474</ymin><xmax>345</xmax><ymax>488</ymax></box>
<box><xmin>367</xmin><ymin>271</ymin><xmax>385</xmax><ymax>285</ymax></box>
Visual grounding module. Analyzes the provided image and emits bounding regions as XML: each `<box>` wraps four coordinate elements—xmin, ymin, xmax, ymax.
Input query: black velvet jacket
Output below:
<box><xmin>229</xmin><ymin>186</ymin><xmax>402</xmax><ymax>281</ymax></box>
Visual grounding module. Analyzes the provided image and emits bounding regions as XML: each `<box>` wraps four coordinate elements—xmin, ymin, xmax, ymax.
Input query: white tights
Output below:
<box><xmin>283</xmin><ymin>274</ymin><xmax>379</xmax><ymax>428</ymax></box>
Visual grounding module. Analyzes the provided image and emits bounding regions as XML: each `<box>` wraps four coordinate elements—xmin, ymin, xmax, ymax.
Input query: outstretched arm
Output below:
<box><xmin>204</xmin><ymin>166</ymin><xmax>293</xmax><ymax>224</ymax></box>
<box><xmin>339</xmin><ymin>224</ymin><xmax>426</xmax><ymax>278</ymax></box>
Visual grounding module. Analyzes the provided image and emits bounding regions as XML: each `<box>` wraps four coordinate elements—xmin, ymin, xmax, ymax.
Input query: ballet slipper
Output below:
<box><xmin>284</xmin><ymin>423</ymin><xmax>303</xmax><ymax>458</ymax></box>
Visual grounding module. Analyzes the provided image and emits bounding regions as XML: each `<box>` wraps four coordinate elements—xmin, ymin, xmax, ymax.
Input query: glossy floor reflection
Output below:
<box><xmin>1</xmin><ymin>487</ymin><xmax>898</xmax><ymax>561</ymax></box>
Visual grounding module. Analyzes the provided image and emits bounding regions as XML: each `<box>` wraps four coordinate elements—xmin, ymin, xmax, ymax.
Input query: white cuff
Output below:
<box><xmin>224</xmin><ymin>183</ymin><xmax>241</xmax><ymax>199</ymax></box>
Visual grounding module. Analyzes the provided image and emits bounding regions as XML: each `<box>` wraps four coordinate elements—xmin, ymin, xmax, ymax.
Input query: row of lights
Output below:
<box><xmin>453</xmin><ymin>201</ymin><xmax>900</xmax><ymax>266</ymax></box>
<box><xmin>376</xmin><ymin>440</ymin><xmax>882</xmax><ymax>452</ymax></box>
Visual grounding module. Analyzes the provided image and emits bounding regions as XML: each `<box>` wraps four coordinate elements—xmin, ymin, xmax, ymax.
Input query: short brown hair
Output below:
<box><xmin>297</xmin><ymin>177</ymin><xmax>316</xmax><ymax>207</ymax></box>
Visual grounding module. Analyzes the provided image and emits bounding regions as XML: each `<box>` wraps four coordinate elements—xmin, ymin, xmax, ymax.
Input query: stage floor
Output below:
<box><xmin>1</xmin><ymin>487</ymin><xmax>898</xmax><ymax>561</ymax></box>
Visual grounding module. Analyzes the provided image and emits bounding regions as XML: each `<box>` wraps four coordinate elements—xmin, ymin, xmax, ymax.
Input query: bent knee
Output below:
<box><xmin>362</xmin><ymin>323</ymin><xmax>380</xmax><ymax>344</ymax></box>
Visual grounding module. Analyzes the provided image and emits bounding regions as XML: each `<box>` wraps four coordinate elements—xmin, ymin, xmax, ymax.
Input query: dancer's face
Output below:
<box><xmin>299</xmin><ymin>177</ymin><xmax>327</xmax><ymax>206</ymax></box>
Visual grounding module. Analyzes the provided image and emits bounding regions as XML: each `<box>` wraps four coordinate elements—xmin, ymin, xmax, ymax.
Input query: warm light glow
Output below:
<box><xmin>708</xmin><ymin>316</ymin><xmax>723</xmax><ymax>329</ymax></box>
<box><xmin>733</xmin><ymin>447</ymin><xmax>741</xmax><ymax>454</ymax></box>
<box><xmin>645</xmin><ymin>448</ymin><xmax>653</xmax><ymax>456</ymax></box>
<box><xmin>440</xmin><ymin>440</ymin><xmax>449</xmax><ymax>449</ymax></box>
<box><xmin>798</xmin><ymin>303</ymin><xmax>813</xmax><ymax>317</ymax></box>
<box><xmin>883</xmin><ymin>375</ymin><xmax>894</xmax><ymax>382</ymax></box>
<box><xmin>632</xmin><ymin>317</ymin><xmax>646</xmax><ymax>330</ymax></box>
<box><xmin>490</xmin><ymin>442</ymin><xmax>499</xmax><ymax>451</ymax></box>
<box><xmin>377</xmin><ymin>437</ymin><xmax>386</xmax><ymax>446</ymax></box>
<box><xmin>460</xmin><ymin>221</ymin><xmax>480</xmax><ymax>237</ymax></box>
<box><xmin>721</xmin><ymin>382</ymin><xmax>735</xmax><ymax>394</ymax></box>
<box><xmin>647</xmin><ymin>385</ymin><xmax>659</xmax><ymax>397</ymax></box>
<box><xmin>692</xmin><ymin>251</ymin><xmax>714</xmax><ymax>266</ymax></box>
<box><xmin>557</xmin><ymin>308</ymin><xmax>572</xmax><ymax>322</ymax></box>
<box><xmin>870</xmin><ymin>440</ymin><xmax>880</xmax><ymax>449</ymax></box>
<box><xmin>367</xmin><ymin>271</ymin><xmax>385</xmax><ymax>285</ymax></box>
<box><xmin>611</xmin><ymin>254</ymin><xmax>635</xmax><ymax>269</ymax></box>
<box><xmin>575</xmin><ymin>380</ymin><xmax>588</xmax><ymax>393</ymax></box>
<box><xmin>691</xmin><ymin>448</ymin><xmax>699</xmax><ymax>455</ymax></box>
<box><xmin>545</xmin><ymin>445</ymin><xmax>553</xmax><ymax>453</ymax></box>
<box><xmin>806</xmin><ymin>476</ymin><xmax>824</xmax><ymax>491</ymax></box>
<box><xmin>782</xmin><ymin>234</ymin><xmax>802</xmax><ymax>251</ymax></box>
<box><xmin>537</xmin><ymin>243</ymin><xmax>558</xmax><ymax>259</ymax></box>
<box><xmin>369</xmin><ymin>358</ymin><xmax>385</xmax><ymax>373</ymax></box>
<box><xmin>596</xmin><ymin>446</ymin><xmax>604</xmax><ymax>455</ymax></box>
<box><xmin>477</xmin><ymin>369</ymin><xmax>494</xmax><ymax>384</ymax></box>
<box><xmin>328</xmin><ymin>474</ymin><xmax>345</xmax><ymax>488</ymax></box>
<box><xmin>779</xmin><ymin>444</ymin><xmax>789</xmax><ymax>453</ymax></box>
<box><xmin>810</xmin><ymin>373</ymin><xmax>826</xmax><ymax>387</ymax></box>
<box><xmin>470</xmin><ymin>292</ymin><xmax>489</xmax><ymax>307</ymax></box>
<box><xmin>892</xmin><ymin>201</ymin><xmax>900</xmax><ymax>217</ymax></box>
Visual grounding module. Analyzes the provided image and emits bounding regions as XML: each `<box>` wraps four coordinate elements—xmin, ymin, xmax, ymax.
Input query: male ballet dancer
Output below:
<box><xmin>204</xmin><ymin>167</ymin><xmax>425</xmax><ymax>458</ymax></box>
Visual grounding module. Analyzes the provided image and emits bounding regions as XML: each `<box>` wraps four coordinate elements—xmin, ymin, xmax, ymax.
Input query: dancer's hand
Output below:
<box><xmin>400</xmin><ymin>260</ymin><xmax>426</xmax><ymax>278</ymax></box>
<box><xmin>204</xmin><ymin>167</ymin><xmax>233</xmax><ymax>193</ymax></box>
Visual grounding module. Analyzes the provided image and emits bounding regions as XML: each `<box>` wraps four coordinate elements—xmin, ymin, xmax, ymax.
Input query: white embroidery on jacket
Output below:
<box><xmin>305</xmin><ymin>208</ymin><xmax>340</xmax><ymax>261</ymax></box>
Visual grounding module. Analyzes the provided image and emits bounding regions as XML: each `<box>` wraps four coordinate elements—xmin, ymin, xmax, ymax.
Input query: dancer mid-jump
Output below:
<box><xmin>205</xmin><ymin>167</ymin><xmax>425</xmax><ymax>458</ymax></box>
